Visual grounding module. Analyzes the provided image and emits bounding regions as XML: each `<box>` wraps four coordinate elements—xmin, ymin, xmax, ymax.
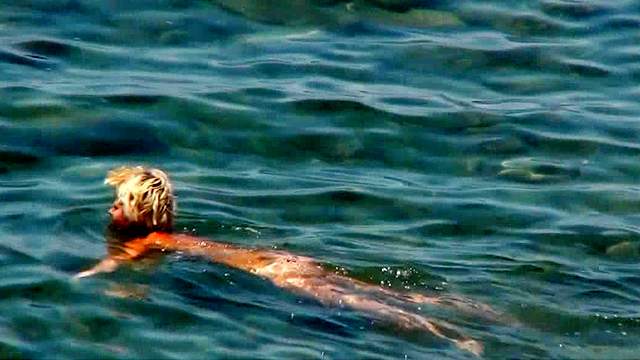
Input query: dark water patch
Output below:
<box><xmin>111</xmin><ymin>11</ymin><xmax>242</xmax><ymax>46</ymax></box>
<box><xmin>161</xmin><ymin>97</ymin><xmax>269</xmax><ymax>131</ymax></box>
<box><xmin>617</xmin><ymin>275</ymin><xmax>640</xmax><ymax>291</ymax></box>
<box><xmin>508</xmin><ymin>111</ymin><xmax>584</xmax><ymax>136</ymax></box>
<box><xmin>388</xmin><ymin>42</ymin><xmax>571</xmax><ymax>80</ymax></box>
<box><xmin>517</xmin><ymin>226</ymin><xmax>635</xmax><ymax>255</ymax></box>
<box><xmin>322</xmin><ymin>235</ymin><xmax>378</xmax><ymax>251</ymax></box>
<box><xmin>126</xmin><ymin>292</ymin><xmax>211</xmax><ymax>331</ymax></box>
<box><xmin>214</xmin><ymin>187</ymin><xmax>434</xmax><ymax>224</ymax></box>
<box><xmin>9</xmin><ymin>0</ymin><xmax>85</xmax><ymax>13</ymax></box>
<box><xmin>0</xmin><ymin>85</ymin><xmax>50</xmax><ymax>100</ymax></box>
<box><xmin>513</xmin><ymin>303</ymin><xmax>640</xmax><ymax>339</ymax></box>
<box><xmin>212</xmin><ymin>0</ymin><xmax>330</xmax><ymax>26</ymax></box>
<box><xmin>410</xmin><ymin>219</ymin><xmax>496</xmax><ymax>237</ymax></box>
<box><xmin>350</xmin><ymin>5</ymin><xmax>464</xmax><ymax>29</ymax></box>
<box><xmin>482</xmin><ymin>74</ymin><xmax>578</xmax><ymax>95</ymax></box>
<box><xmin>250</xmin><ymin>61</ymin><xmax>375</xmax><ymax>82</ymax></box>
<box><xmin>0</xmin><ymin>47</ymin><xmax>56</xmax><ymax>70</ymax></box>
<box><xmin>291</xmin><ymin>98</ymin><xmax>376</xmax><ymax>113</ymax></box>
<box><xmin>447</xmin><ymin>201</ymin><xmax>555</xmax><ymax>235</ymax></box>
<box><xmin>512</xmin><ymin>304</ymin><xmax>598</xmax><ymax>334</ymax></box>
<box><xmin>329</xmin><ymin>189</ymin><xmax>368</xmax><ymax>203</ymax></box>
<box><xmin>329</xmin><ymin>19</ymin><xmax>407</xmax><ymax>37</ymax></box>
<box><xmin>596</xmin><ymin>155</ymin><xmax>640</xmax><ymax>182</ymax></box>
<box><xmin>582</xmin><ymin>191</ymin><xmax>640</xmax><ymax>215</ymax></box>
<box><xmin>515</xmin><ymin>128</ymin><xmax>640</xmax><ymax>157</ymax></box>
<box><xmin>472</xmin><ymin>136</ymin><xmax>528</xmax><ymax>156</ymax></box>
<box><xmin>0</xmin><ymin>277</ymin><xmax>71</xmax><ymax>303</ymax></box>
<box><xmin>0</xmin><ymin>180</ymin><xmax>39</xmax><ymax>189</ymax></box>
<box><xmin>44</xmin><ymin>119</ymin><xmax>168</xmax><ymax>157</ymax></box>
<box><xmin>102</xmin><ymin>94</ymin><xmax>165</xmax><ymax>106</ymax></box>
<box><xmin>430</xmin><ymin>111</ymin><xmax>505</xmax><ymax>133</ymax></box>
<box><xmin>460</xmin><ymin>6</ymin><xmax>580</xmax><ymax>36</ymax></box>
<box><xmin>364</xmin><ymin>0</ymin><xmax>447</xmax><ymax>13</ymax></box>
<box><xmin>290</xmin><ymin>99</ymin><xmax>506</xmax><ymax>132</ymax></box>
<box><xmin>11</xmin><ymin>314</ymin><xmax>53</xmax><ymax>342</ymax></box>
<box><xmin>0</xmin><ymin>244</ymin><xmax>39</xmax><ymax>266</ymax></box>
<box><xmin>598</xmin><ymin>15</ymin><xmax>640</xmax><ymax>30</ymax></box>
<box><xmin>507</xmin><ymin>261</ymin><xmax>568</xmax><ymax>280</ymax></box>
<box><xmin>237</xmin><ymin>87</ymin><xmax>288</xmax><ymax>100</ymax></box>
<box><xmin>288</xmin><ymin>313</ymin><xmax>355</xmax><ymax>338</ymax></box>
<box><xmin>0</xmin><ymin>183</ymin><xmax>42</xmax><ymax>203</ymax></box>
<box><xmin>540</xmin><ymin>0</ymin><xmax>610</xmax><ymax>19</ymax></box>
<box><xmin>215</xmin><ymin>130</ymin><xmax>369</xmax><ymax>163</ymax></box>
<box><xmin>0</xmin><ymin>341</ymin><xmax>30</xmax><ymax>360</ymax></box>
<box><xmin>572</xmin><ymin>289</ymin><xmax>639</xmax><ymax>309</ymax></box>
<box><xmin>1</xmin><ymin>101</ymin><xmax>75</xmax><ymax>120</ymax></box>
<box><xmin>0</xmin><ymin>146</ymin><xmax>40</xmax><ymax>166</ymax></box>
<box><xmin>479</xmin><ymin>46</ymin><xmax>559</xmax><ymax>74</ymax></box>
<box><xmin>45</xmin><ymin>250</ymin><xmax>99</xmax><ymax>274</ymax></box>
<box><xmin>15</xmin><ymin>39</ymin><xmax>76</xmax><ymax>58</ymax></box>
<box><xmin>63</xmin><ymin>311</ymin><xmax>122</xmax><ymax>343</ymax></box>
<box><xmin>212</xmin><ymin>0</ymin><xmax>462</xmax><ymax>29</ymax></box>
<box><xmin>561</xmin><ymin>59</ymin><xmax>611</xmax><ymax>78</ymax></box>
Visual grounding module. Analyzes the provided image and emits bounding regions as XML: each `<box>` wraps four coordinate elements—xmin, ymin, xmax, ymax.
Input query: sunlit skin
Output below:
<box><xmin>76</xmin><ymin>171</ymin><xmax>501</xmax><ymax>356</ymax></box>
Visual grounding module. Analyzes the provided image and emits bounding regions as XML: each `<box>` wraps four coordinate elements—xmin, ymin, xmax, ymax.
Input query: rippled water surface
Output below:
<box><xmin>2</xmin><ymin>0</ymin><xmax>640</xmax><ymax>358</ymax></box>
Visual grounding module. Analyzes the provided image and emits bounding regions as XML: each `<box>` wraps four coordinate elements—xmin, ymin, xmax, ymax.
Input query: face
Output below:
<box><xmin>109</xmin><ymin>200</ymin><xmax>130</xmax><ymax>227</ymax></box>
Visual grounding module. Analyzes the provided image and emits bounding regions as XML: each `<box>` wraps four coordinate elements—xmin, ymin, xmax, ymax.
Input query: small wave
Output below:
<box><xmin>0</xmin><ymin>146</ymin><xmax>40</xmax><ymax>165</ymax></box>
<box><xmin>498</xmin><ymin>157</ymin><xmax>581</xmax><ymax>183</ymax></box>
<box><xmin>0</xmin><ymin>47</ymin><xmax>56</xmax><ymax>70</ymax></box>
<box><xmin>540</xmin><ymin>0</ymin><xmax>611</xmax><ymax>19</ymax></box>
<box><xmin>15</xmin><ymin>39</ymin><xmax>77</xmax><ymax>58</ymax></box>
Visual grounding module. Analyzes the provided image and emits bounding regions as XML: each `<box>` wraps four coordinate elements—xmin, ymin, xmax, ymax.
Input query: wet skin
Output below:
<box><xmin>77</xmin><ymin>202</ymin><xmax>500</xmax><ymax>356</ymax></box>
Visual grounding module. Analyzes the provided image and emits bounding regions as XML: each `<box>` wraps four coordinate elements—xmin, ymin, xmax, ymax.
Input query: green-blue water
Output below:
<box><xmin>2</xmin><ymin>0</ymin><xmax>640</xmax><ymax>358</ymax></box>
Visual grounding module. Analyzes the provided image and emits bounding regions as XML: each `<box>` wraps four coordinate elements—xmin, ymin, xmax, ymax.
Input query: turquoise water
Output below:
<box><xmin>2</xmin><ymin>0</ymin><xmax>640</xmax><ymax>358</ymax></box>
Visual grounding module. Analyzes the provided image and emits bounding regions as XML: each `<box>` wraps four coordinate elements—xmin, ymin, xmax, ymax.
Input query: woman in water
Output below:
<box><xmin>76</xmin><ymin>166</ymin><xmax>496</xmax><ymax>355</ymax></box>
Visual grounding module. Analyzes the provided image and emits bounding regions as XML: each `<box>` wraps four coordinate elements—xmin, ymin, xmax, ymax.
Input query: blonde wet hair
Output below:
<box><xmin>105</xmin><ymin>166</ymin><xmax>175</xmax><ymax>230</ymax></box>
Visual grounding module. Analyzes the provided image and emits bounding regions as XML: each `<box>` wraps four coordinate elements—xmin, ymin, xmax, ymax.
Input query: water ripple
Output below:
<box><xmin>1</xmin><ymin>0</ymin><xmax>640</xmax><ymax>358</ymax></box>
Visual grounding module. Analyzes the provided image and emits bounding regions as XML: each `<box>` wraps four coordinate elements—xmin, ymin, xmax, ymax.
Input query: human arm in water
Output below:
<box><xmin>76</xmin><ymin>232</ymin><xmax>491</xmax><ymax>355</ymax></box>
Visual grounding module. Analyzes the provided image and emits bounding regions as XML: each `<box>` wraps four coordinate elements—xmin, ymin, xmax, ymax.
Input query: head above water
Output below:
<box><xmin>105</xmin><ymin>166</ymin><xmax>175</xmax><ymax>232</ymax></box>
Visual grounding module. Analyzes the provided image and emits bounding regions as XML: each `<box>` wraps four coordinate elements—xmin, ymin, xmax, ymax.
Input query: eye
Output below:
<box><xmin>129</xmin><ymin>193</ymin><xmax>134</xmax><ymax>202</ymax></box>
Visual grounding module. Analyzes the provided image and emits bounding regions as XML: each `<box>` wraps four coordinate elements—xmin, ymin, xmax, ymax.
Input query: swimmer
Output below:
<box><xmin>76</xmin><ymin>166</ymin><xmax>497</xmax><ymax>356</ymax></box>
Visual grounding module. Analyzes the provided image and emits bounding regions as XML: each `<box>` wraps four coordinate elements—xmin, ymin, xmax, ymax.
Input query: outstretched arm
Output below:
<box><xmin>74</xmin><ymin>232</ymin><xmax>253</xmax><ymax>279</ymax></box>
<box><xmin>74</xmin><ymin>236</ymin><xmax>154</xmax><ymax>279</ymax></box>
<box><xmin>75</xmin><ymin>257</ymin><xmax>120</xmax><ymax>278</ymax></box>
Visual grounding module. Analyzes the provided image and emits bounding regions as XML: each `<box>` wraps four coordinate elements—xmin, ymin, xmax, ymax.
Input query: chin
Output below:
<box><xmin>109</xmin><ymin>217</ymin><xmax>131</xmax><ymax>229</ymax></box>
